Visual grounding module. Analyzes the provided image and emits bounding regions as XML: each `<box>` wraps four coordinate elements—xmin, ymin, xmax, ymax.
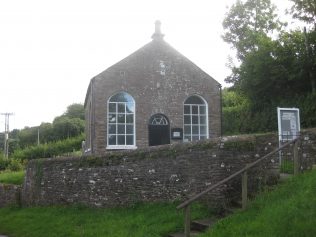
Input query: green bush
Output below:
<box><xmin>8</xmin><ymin>159</ymin><xmax>24</xmax><ymax>171</ymax></box>
<box><xmin>0</xmin><ymin>158</ymin><xmax>24</xmax><ymax>172</ymax></box>
<box><xmin>11</xmin><ymin>134</ymin><xmax>84</xmax><ymax>160</ymax></box>
<box><xmin>222</xmin><ymin>89</ymin><xmax>316</xmax><ymax>135</ymax></box>
<box><xmin>0</xmin><ymin>170</ymin><xmax>25</xmax><ymax>185</ymax></box>
<box><xmin>0</xmin><ymin>157</ymin><xmax>10</xmax><ymax>171</ymax></box>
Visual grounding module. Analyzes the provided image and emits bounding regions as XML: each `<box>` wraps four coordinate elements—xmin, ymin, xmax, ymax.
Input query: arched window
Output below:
<box><xmin>107</xmin><ymin>92</ymin><xmax>136</xmax><ymax>149</ymax></box>
<box><xmin>183</xmin><ymin>95</ymin><xmax>208</xmax><ymax>141</ymax></box>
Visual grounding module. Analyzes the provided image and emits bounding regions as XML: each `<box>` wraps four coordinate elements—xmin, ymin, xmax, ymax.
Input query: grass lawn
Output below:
<box><xmin>0</xmin><ymin>202</ymin><xmax>210</xmax><ymax>237</ymax></box>
<box><xmin>200</xmin><ymin>170</ymin><xmax>316</xmax><ymax>237</ymax></box>
<box><xmin>0</xmin><ymin>170</ymin><xmax>25</xmax><ymax>185</ymax></box>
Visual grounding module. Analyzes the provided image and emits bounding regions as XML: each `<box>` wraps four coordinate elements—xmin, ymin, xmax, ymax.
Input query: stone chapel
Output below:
<box><xmin>84</xmin><ymin>21</ymin><xmax>221</xmax><ymax>155</ymax></box>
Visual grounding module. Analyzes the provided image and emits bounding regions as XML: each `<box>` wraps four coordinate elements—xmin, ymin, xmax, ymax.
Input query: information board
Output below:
<box><xmin>277</xmin><ymin>108</ymin><xmax>300</xmax><ymax>142</ymax></box>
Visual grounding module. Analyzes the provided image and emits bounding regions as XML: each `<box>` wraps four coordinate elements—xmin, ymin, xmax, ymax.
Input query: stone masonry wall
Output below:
<box><xmin>0</xmin><ymin>184</ymin><xmax>21</xmax><ymax>207</ymax></box>
<box><xmin>86</xmin><ymin>39</ymin><xmax>221</xmax><ymax>154</ymax></box>
<box><xmin>21</xmin><ymin>129</ymin><xmax>316</xmax><ymax>208</ymax></box>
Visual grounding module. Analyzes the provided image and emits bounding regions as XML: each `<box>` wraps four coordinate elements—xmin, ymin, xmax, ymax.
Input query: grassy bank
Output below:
<box><xmin>0</xmin><ymin>171</ymin><xmax>25</xmax><ymax>185</ymax></box>
<box><xmin>0</xmin><ymin>202</ymin><xmax>210</xmax><ymax>237</ymax></box>
<box><xmin>201</xmin><ymin>170</ymin><xmax>316</xmax><ymax>237</ymax></box>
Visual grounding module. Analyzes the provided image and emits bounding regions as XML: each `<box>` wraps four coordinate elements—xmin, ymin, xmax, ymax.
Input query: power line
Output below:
<box><xmin>1</xmin><ymin>113</ymin><xmax>14</xmax><ymax>159</ymax></box>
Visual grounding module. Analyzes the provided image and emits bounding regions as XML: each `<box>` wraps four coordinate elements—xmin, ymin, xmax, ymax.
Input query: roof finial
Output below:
<box><xmin>152</xmin><ymin>20</ymin><xmax>164</xmax><ymax>41</ymax></box>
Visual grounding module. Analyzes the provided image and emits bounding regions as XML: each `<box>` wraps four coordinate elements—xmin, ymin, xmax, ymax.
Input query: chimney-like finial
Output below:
<box><xmin>152</xmin><ymin>20</ymin><xmax>164</xmax><ymax>40</ymax></box>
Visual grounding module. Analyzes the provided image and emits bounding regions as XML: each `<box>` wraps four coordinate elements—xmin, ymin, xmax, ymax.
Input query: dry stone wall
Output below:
<box><xmin>19</xmin><ymin>129</ymin><xmax>316</xmax><ymax>208</ymax></box>
<box><xmin>0</xmin><ymin>184</ymin><xmax>21</xmax><ymax>207</ymax></box>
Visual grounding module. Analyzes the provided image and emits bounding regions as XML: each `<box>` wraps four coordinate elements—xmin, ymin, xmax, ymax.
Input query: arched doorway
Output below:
<box><xmin>148</xmin><ymin>114</ymin><xmax>170</xmax><ymax>146</ymax></box>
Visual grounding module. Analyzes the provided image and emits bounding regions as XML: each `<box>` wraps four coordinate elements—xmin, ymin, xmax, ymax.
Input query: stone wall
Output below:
<box><xmin>0</xmin><ymin>184</ymin><xmax>21</xmax><ymax>207</ymax></box>
<box><xmin>20</xmin><ymin>129</ymin><xmax>316</xmax><ymax>208</ymax></box>
<box><xmin>300</xmin><ymin>128</ymin><xmax>316</xmax><ymax>168</ymax></box>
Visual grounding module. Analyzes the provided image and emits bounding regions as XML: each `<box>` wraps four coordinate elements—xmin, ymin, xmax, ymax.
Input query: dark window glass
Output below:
<box><xmin>192</xmin><ymin>106</ymin><xmax>198</xmax><ymax>114</ymax></box>
<box><xmin>126</xmin><ymin>114</ymin><xmax>133</xmax><ymax>123</ymax></box>
<box><xmin>184</xmin><ymin>105</ymin><xmax>190</xmax><ymax>114</ymax></box>
<box><xmin>118</xmin><ymin>103</ymin><xmax>125</xmax><ymax>113</ymax></box>
<box><xmin>126</xmin><ymin>135</ymin><xmax>133</xmax><ymax>145</ymax></box>
<box><xmin>184</xmin><ymin>115</ymin><xmax>191</xmax><ymax>124</ymax></box>
<box><xmin>109</xmin><ymin>103</ymin><xmax>116</xmax><ymax>113</ymax></box>
<box><xmin>200</xmin><ymin>106</ymin><xmax>206</xmax><ymax>115</ymax></box>
<box><xmin>108</xmin><ymin>114</ymin><xmax>116</xmax><ymax>123</ymax></box>
<box><xmin>108</xmin><ymin>135</ymin><xmax>116</xmax><ymax>145</ymax></box>
<box><xmin>192</xmin><ymin>116</ymin><xmax>199</xmax><ymax>124</ymax></box>
<box><xmin>118</xmin><ymin>114</ymin><xmax>125</xmax><ymax>123</ymax></box>
<box><xmin>184</xmin><ymin>125</ymin><xmax>191</xmax><ymax>134</ymax></box>
<box><xmin>192</xmin><ymin>125</ymin><xmax>199</xmax><ymax>134</ymax></box>
<box><xmin>118</xmin><ymin>135</ymin><xmax>125</xmax><ymax>145</ymax></box>
<box><xmin>109</xmin><ymin>124</ymin><xmax>116</xmax><ymax>134</ymax></box>
<box><xmin>184</xmin><ymin>96</ymin><xmax>204</xmax><ymax>104</ymax></box>
<box><xmin>118</xmin><ymin>125</ymin><xmax>125</xmax><ymax>134</ymax></box>
<box><xmin>126</xmin><ymin>125</ymin><xmax>133</xmax><ymax>134</ymax></box>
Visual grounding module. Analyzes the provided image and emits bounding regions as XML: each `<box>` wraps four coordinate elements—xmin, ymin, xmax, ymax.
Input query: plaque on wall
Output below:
<box><xmin>171</xmin><ymin>128</ymin><xmax>183</xmax><ymax>140</ymax></box>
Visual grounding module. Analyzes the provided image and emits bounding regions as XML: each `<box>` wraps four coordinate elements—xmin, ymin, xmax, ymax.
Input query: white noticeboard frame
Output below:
<box><xmin>277</xmin><ymin>107</ymin><xmax>300</xmax><ymax>142</ymax></box>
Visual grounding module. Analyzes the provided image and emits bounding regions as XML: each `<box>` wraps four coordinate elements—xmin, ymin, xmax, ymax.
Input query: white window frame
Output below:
<box><xmin>106</xmin><ymin>92</ymin><xmax>137</xmax><ymax>150</ymax></box>
<box><xmin>183</xmin><ymin>95</ymin><xmax>209</xmax><ymax>142</ymax></box>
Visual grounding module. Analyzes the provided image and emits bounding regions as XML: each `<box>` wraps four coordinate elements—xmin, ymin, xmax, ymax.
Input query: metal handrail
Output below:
<box><xmin>177</xmin><ymin>137</ymin><xmax>299</xmax><ymax>209</ymax></box>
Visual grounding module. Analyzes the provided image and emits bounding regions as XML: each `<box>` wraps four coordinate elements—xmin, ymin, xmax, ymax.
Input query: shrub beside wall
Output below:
<box><xmin>11</xmin><ymin>134</ymin><xmax>84</xmax><ymax>160</ymax></box>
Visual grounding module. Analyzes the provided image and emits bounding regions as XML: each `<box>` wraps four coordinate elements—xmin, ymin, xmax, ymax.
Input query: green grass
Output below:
<box><xmin>200</xmin><ymin>170</ymin><xmax>316</xmax><ymax>237</ymax></box>
<box><xmin>0</xmin><ymin>202</ymin><xmax>210</xmax><ymax>237</ymax></box>
<box><xmin>280</xmin><ymin>159</ymin><xmax>294</xmax><ymax>174</ymax></box>
<box><xmin>0</xmin><ymin>170</ymin><xmax>25</xmax><ymax>185</ymax></box>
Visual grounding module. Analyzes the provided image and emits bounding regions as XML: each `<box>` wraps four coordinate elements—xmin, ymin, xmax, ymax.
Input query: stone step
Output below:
<box><xmin>221</xmin><ymin>206</ymin><xmax>241</xmax><ymax>218</ymax></box>
<box><xmin>168</xmin><ymin>230</ymin><xmax>201</xmax><ymax>237</ymax></box>
<box><xmin>191</xmin><ymin>218</ymin><xmax>216</xmax><ymax>232</ymax></box>
<box><xmin>280</xmin><ymin>173</ymin><xmax>293</xmax><ymax>182</ymax></box>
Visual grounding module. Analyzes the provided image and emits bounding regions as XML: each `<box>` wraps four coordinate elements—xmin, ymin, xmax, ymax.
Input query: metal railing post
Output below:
<box><xmin>242</xmin><ymin>168</ymin><xmax>248</xmax><ymax>210</ymax></box>
<box><xmin>184</xmin><ymin>205</ymin><xmax>191</xmax><ymax>237</ymax></box>
<box><xmin>293</xmin><ymin>139</ymin><xmax>299</xmax><ymax>175</ymax></box>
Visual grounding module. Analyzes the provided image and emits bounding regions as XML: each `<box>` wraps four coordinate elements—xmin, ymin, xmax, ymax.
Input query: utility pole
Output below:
<box><xmin>1</xmin><ymin>113</ymin><xmax>14</xmax><ymax>159</ymax></box>
<box><xmin>37</xmin><ymin>126</ymin><xmax>40</xmax><ymax>146</ymax></box>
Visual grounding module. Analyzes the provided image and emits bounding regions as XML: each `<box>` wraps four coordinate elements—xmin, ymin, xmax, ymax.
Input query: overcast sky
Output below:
<box><xmin>0</xmin><ymin>0</ymin><xmax>295</xmax><ymax>131</ymax></box>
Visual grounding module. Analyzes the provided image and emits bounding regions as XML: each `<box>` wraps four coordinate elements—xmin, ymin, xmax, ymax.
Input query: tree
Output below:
<box><xmin>288</xmin><ymin>0</ymin><xmax>316</xmax><ymax>92</ymax></box>
<box><xmin>289</xmin><ymin>0</ymin><xmax>316</xmax><ymax>29</ymax></box>
<box><xmin>38</xmin><ymin>122</ymin><xmax>55</xmax><ymax>143</ymax></box>
<box><xmin>53</xmin><ymin>117</ymin><xmax>84</xmax><ymax>140</ymax></box>
<box><xmin>64</xmin><ymin>103</ymin><xmax>85</xmax><ymax>120</ymax></box>
<box><xmin>222</xmin><ymin>0</ymin><xmax>282</xmax><ymax>61</ymax></box>
<box><xmin>17</xmin><ymin>126</ymin><xmax>38</xmax><ymax>148</ymax></box>
<box><xmin>222</xmin><ymin>0</ymin><xmax>316</xmax><ymax>133</ymax></box>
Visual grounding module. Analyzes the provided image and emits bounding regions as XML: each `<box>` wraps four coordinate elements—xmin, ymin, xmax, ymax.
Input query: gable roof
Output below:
<box><xmin>84</xmin><ymin>21</ymin><xmax>220</xmax><ymax>107</ymax></box>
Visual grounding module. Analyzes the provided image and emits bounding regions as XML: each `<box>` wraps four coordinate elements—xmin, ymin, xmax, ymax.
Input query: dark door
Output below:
<box><xmin>148</xmin><ymin>114</ymin><xmax>170</xmax><ymax>146</ymax></box>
